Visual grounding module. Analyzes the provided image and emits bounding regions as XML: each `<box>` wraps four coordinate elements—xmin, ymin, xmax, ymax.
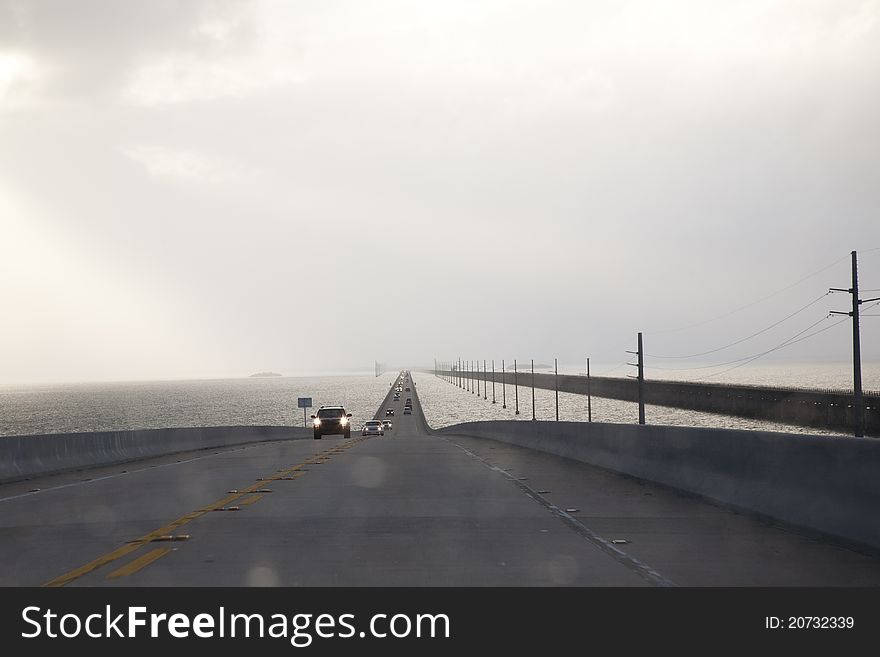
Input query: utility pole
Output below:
<box><xmin>476</xmin><ymin>360</ymin><xmax>480</xmax><ymax>397</ymax></box>
<box><xmin>554</xmin><ymin>357</ymin><xmax>559</xmax><ymax>421</ymax></box>
<box><xmin>514</xmin><ymin>359</ymin><xmax>519</xmax><ymax>415</ymax></box>
<box><xmin>491</xmin><ymin>360</ymin><xmax>496</xmax><ymax>403</ymax></box>
<box><xmin>627</xmin><ymin>333</ymin><xmax>645</xmax><ymax>425</ymax></box>
<box><xmin>531</xmin><ymin>359</ymin><xmax>536</xmax><ymax>421</ymax></box>
<box><xmin>483</xmin><ymin>359</ymin><xmax>488</xmax><ymax>400</ymax></box>
<box><xmin>502</xmin><ymin>359</ymin><xmax>507</xmax><ymax>409</ymax></box>
<box><xmin>831</xmin><ymin>250</ymin><xmax>879</xmax><ymax>438</ymax></box>
<box><xmin>587</xmin><ymin>357</ymin><xmax>592</xmax><ymax>423</ymax></box>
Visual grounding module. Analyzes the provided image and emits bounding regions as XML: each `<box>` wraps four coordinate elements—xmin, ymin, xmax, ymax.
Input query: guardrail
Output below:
<box><xmin>0</xmin><ymin>425</ymin><xmax>309</xmax><ymax>484</ymax></box>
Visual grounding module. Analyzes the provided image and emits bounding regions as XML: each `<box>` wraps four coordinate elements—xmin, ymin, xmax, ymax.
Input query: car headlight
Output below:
<box><xmin>313</xmin><ymin>418</ymin><xmax>321</xmax><ymax>426</ymax></box>
<box><xmin>340</xmin><ymin>416</ymin><xmax>348</xmax><ymax>426</ymax></box>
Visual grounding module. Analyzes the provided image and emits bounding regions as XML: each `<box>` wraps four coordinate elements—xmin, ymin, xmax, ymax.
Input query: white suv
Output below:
<box><xmin>362</xmin><ymin>420</ymin><xmax>384</xmax><ymax>436</ymax></box>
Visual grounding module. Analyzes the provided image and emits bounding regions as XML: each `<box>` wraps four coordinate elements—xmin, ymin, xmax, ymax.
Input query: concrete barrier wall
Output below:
<box><xmin>0</xmin><ymin>425</ymin><xmax>309</xmax><ymax>484</ymax></box>
<box><xmin>433</xmin><ymin>369</ymin><xmax>880</xmax><ymax>435</ymax></box>
<box><xmin>435</xmin><ymin>420</ymin><xmax>880</xmax><ymax>550</ymax></box>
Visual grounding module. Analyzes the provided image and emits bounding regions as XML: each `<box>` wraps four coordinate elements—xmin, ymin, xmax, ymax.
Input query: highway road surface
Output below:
<box><xmin>2</xmin><ymin>373</ymin><xmax>880</xmax><ymax>586</ymax></box>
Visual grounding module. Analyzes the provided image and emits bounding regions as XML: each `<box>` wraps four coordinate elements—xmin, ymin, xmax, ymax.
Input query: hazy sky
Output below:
<box><xmin>1</xmin><ymin>0</ymin><xmax>879</xmax><ymax>383</ymax></box>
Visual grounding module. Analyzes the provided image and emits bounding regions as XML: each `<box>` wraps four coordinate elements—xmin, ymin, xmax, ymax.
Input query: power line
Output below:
<box><xmin>645</xmin><ymin>314</ymin><xmax>832</xmax><ymax>372</ymax></box>
<box><xmin>700</xmin><ymin>317</ymin><xmax>850</xmax><ymax>380</ymax></box>
<box><xmin>646</xmin><ymin>292</ymin><xmax>829</xmax><ymax>359</ymax></box>
<box><xmin>647</xmin><ymin>253</ymin><xmax>850</xmax><ymax>335</ymax></box>
<box><xmin>665</xmin><ymin>299</ymin><xmax>880</xmax><ymax>380</ymax></box>
<box><xmin>595</xmin><ymin>361</ymin><xmax>628</xmax><ymax>376</ymax></box>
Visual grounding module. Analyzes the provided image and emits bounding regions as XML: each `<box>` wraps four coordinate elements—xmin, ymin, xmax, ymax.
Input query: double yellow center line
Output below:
<box><xmin>43</xmin><ymin>436</ymin><xmax>366</xmax><ymax>587</ymax></box>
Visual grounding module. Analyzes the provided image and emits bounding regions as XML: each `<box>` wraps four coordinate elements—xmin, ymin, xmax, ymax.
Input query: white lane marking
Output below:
<box><xmin>446</xmin><ymin>438</ymin><xmax>676</xmax><ymax>587</ymax></box>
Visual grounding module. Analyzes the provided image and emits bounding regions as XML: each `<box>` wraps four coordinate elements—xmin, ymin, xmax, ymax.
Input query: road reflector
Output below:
<box><xmin>29</xmin><ymin>488</ymin><xmax>40</xmax><ymax>492</ymax></box>
<box><xmin>612</xmin><ymin>539</ymin><xmax>629</xmax><ymax>544</ymax></box>
<box><xmin>537</xmin><ymin>490</ymin><xmax>550</xmax><ymax>494</ymax></box>
<box><xmin>255</xmin><ymin>489</ymin><xmax>272</xmax><ymax>493</ymax></box>
<box><xmin>227</xmin><ymin>489</ymin><xmax>239</xmax><ymax>493</ymax></box>
<box><xmin>227</xmin><ymin>506</ymin><xmax>240</xmax><ymax>511</ymax></box>
<box><xmin>565</xmin><ymin>508</ymin><xmax>579</xmax><ymax>513</ymax></box>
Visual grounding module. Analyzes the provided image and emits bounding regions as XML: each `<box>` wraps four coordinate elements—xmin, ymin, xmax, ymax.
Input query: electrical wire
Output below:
<box><xmin>645</xmin><ymin>314</ymin><xmax>833</xmax><ymax>372</ymax></box>
<box><xmin>646</xmin><ymin>253</ymin><xmax>850</xmax><ymax>335</ymax></box>
<box><xmin>595</xmin><ymin>362</ymin><xmax>628</xmax><ymax>376</ymax></box>
<box><xmin>646</xmin><ymin>292</ymin><xmax>829</xmax><ymax>359</ymax></box>
<box><xmin>663</xmin><ymin>299</ymin><xmax>880</xmax><ymax>380</ymax></box>
<box><xmin>699</xmin><ymin>317</ymin><xmax>849</xmax><ymax>379</ymax></box>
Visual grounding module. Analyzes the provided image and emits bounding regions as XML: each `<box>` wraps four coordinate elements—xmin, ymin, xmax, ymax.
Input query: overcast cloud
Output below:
<box><xmin>1</xmin><ymin>0</ymin><xmax>879</xmax><ymax>383</ymax></box>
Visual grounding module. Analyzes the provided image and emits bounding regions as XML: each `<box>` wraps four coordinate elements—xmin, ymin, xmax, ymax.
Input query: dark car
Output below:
<box><xmin>386</xmin><ymin>408</ymin><xmax>394</xmax><ymax>416</ymax></box>
<box><xmin>403</xmin><ymin>407</ymin><xmax>412</xmax><ymax>415</ymax></box>
<box><xmin>311</xmin><ymin>406</ymin><xmax>352</xmax><ymax>439</ymax></box>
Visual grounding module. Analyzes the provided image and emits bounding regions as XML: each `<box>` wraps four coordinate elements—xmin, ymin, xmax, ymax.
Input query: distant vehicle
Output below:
<box><xmin>311</xmin><ymin>406</ymin><xmax>352</xmax><ymax>440</ymax></box>
<box><xmin>362</xmin><ymin>420</ymin><xmax>384</xmax><ymax>436</ymax></box>
<box><xmin>386</xmin><ymin>408</ymin><xmax>394</xmax><ymax>416</ymax></box>
<box><xmin>405</xmin><ymin>387</ymin><xmax>410</xmax><ymax>392</ymax></box>
<box><xmin>382</xmin><ymin>420</ymin><xmax>393</xmax><ymax>430</ymax></box>
<box><xmin>403</xmin><ymin>407</ymin><xmax>412</xmax><ymax>415</ymax></box>
<box><xmin>405</xmin><ymin>398</ymin><xmax>412</xmax><ymax>404</ymax></box>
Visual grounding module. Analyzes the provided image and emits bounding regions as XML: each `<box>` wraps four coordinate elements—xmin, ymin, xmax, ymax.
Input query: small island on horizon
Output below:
<box><xmin>249</xmin><ymin>372</ymin><xmax>283</xmax><ymax>378</ymax></box>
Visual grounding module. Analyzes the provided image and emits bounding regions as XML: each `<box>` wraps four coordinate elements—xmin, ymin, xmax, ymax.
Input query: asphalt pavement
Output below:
<box><xmin>2</xmin><ymin>372</ymin><xmax>879</xmax><ymax>586</ymax></box>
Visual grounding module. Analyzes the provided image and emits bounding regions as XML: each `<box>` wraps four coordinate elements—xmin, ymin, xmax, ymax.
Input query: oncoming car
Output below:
<box><xmin>311</xmin><ymin>406</ymin><xmax>353</xmax><ymax>440</ymax></box>
<box><xmin>382</xmin><ymin>419</ymin><xmax>393</xmax><ymax>431</ymax></box>
<box><xmin>362</xmin><ymin>420</ymin><xmax>384</xmax><ymax>436</ymax></box>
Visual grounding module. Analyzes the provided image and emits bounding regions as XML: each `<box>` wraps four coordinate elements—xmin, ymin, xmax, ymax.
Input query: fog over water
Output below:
<box><xmin>1</xmin><ymin>1</ymin><xmax>879</xmax><ymax>385</ymax></box>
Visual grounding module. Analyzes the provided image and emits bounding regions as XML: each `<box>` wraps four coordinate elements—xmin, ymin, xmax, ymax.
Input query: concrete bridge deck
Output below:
<box><xmin>1</xmin><ymin>377</ymin><xmax>879</xmax><ymax>587</ymax></box>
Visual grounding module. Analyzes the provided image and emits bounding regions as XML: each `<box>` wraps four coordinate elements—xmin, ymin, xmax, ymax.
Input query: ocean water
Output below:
<box><xmin>0</xmin><ymin>374</ymin><xmax>398</xmax><ymax>437</ymax></box>
<box><xmin>0</xmin><ymin>364</ymin><xmax>875</xmax><ymax>438</ymax></box>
